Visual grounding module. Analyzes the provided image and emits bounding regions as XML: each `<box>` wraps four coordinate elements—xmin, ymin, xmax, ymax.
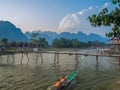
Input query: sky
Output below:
<box><xmin>0</xmin><ymin>0</ymin><xmax>115</xmax><ymax>37</ymax></box>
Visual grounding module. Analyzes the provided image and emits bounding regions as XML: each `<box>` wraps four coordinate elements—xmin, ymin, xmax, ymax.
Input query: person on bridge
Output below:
<box><xmin>101</xmin><ymin>47</ymin><xmax>104</xmax><ymax>55</ymax></box>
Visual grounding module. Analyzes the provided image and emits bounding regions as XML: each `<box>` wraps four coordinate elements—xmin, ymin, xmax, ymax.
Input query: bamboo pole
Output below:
<box><xmin>56</xmin><ymin>53</ymin><xmax>59</xmax><ymax>65</ymax></box>
<box><xmin>12</xmin><ymin>54</ymin><xmax>15</xmax><ymax>64</ymax></box>
<box><xmin>40</xmin><ymin>53</ymin><xmax>43</xmax><ymax>65</ymax></box>
<box><xmin>36</xmin><ymin>53</ymin><xmax>38</xmax><ymax>67</ymax></box>
<box><xmin>75</xmin><ymin>54</ymin><xmax>79</xmax><ymax>63</ymax></box>
<box><xmin>21</xmin><ymin>53</ymin><xmax>23</xmax><ymax>64</ymax></box>
<box><xmin>119</xmin><ymin>56</ymin><xmax>120</xmax><ymax>65</ymax></box>
<box><xmin>96</xmin><ymin>55</ymin><xmax>99</xmax><ymax>66</ymax></box>
<box><xmin>26</xmin><ymin>53</ymin><xmax>29</xmax><ymax>65</ymax></box>
<box><xmin>54</xmin><ymin>53</ymin><xmax>56</xmax><ymax>66</ymax></box>
<box><xmin>0</xmin><ymin>55</ymin><xmax>2</xmax><ymax>61</ymax></box>
<box><xmin>7</xmin><ymin>54</ymin><xmax>9</xmax><ymax>63</ymax></box>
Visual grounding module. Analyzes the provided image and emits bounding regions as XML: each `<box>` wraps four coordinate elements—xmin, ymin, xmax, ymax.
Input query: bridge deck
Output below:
<box><xmin>0</xmin><ymin>50</ymin><xmax>120</xmax><ymax>57</ymax></box>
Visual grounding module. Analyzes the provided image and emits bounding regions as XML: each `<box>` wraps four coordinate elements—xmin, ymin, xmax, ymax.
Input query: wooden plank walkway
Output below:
<box><xmin>0</xmin><ymin>50</ymin><xmax>120</xmax><ymax>66</ymax></box>
<box><xmin>0</xmin><ymin>50</ymin><xmax>120</xmax><ymax>57</ymax></box>
<box><xmin>37</xmin><ymin>51</ymin><xmax>120</xmax><ymax>57</ymax></box>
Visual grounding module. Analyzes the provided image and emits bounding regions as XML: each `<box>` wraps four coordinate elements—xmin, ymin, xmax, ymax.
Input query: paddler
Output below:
<box><xmin>55</xmin><ymin>76</ymin><xmax>67</xmax><ymax>89</ymax></box>
<box><xmin>55</xmin><ymin>81</ymin><xmax>60</xmax><ymax>88</ymax></box>
<box><xmin>60</xmin><ymin>76</ymin><xmax>66</xmax><ymax>83</ymax></box>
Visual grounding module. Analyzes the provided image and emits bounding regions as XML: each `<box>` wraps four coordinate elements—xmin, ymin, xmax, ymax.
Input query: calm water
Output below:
<box><xmin>0</xmin><ymin>49</ymin><xmax>120</xmax><ymax>90</ymax></box>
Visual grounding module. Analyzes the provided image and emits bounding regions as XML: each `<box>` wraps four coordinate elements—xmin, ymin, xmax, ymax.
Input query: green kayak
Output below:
<box><xmin>56</xmin><ymin>70</ymin><xmax>78</xmax><ymax>90</ymax></box>
<box><xmin>47</xmin><ymin>70</ymin><xmax>78</xmax><ymax>90</ymax></box>
<box><xmin>67</xmin><ymin>70</ymin><xmax>78</xmax><ymax>82</ymax></box>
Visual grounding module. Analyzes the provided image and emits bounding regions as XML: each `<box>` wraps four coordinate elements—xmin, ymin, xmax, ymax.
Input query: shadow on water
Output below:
<box><xmin>0</xmin><ymin>63</ymin><xmax>14</xmax><ymax>67</ymax></box>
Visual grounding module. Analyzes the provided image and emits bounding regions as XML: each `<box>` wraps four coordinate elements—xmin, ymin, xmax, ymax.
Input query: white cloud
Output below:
<box><xmin>58</xmin><ymin>3</ymin><xmax>113</xmax><ymax>37</ymax></box>
<box><xmin>89</xmin><ymin>6</ymin><xmax>93</xmax><ymax>10</ymax></box>
<box><xmin>100</xmin><ymin>2</ymin><xmax>110</xmax><ymax>10</ymax></box>
<box><xmin>103</xmin><ymin>3</ymin><xmax>110</xmax><ymax>8</ymax></box>
<box><xmin>58</xmin><ymin>14</ymin><xmax>80</xmax><ymax>33</ymax></box>
<box><xmin>79</xmin><ymin>9</ymin><xmax>87</xmax><ymax>15</ymax></box>
<box><xmin>78</xmin><ymin>6</ymin><xmax>93</xmax><ymax>15</ymax></box>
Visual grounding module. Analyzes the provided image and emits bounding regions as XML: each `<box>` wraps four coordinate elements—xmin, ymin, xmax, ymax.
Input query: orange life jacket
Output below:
<box><xmin>60</xmin><ymin>77</ymin><xmax>66</xmax><ymax>82</ymax></box>
<box><xmin>55</xmin><ymin>82</ymin><xmax>60</xmax><ymax>87</ymax></box>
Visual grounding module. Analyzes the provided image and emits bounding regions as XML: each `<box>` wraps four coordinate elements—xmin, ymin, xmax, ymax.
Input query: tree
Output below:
<box><xmin>30</xmin><ymin>33</ymin><xmax>39</xmax><ymax>46</ymax></box>
<box><xmin>112</xmin><ymin>0</ymin><xmax>120</xmax><ymax>6</ymax></box>
<box><xmin>88</xmin><ymin>0</ymin><xmax>120</xmax><ymax>38</ymax></box>
<box><xmin>1</xmin><ymin>38</ymin><xmax>8</xmax><ymax>45</ymax></box>
<box><xmin>52</xmin><ymin>38</ymin><xmax>105</xmax><ymax>48</ymax></box>
<box><xmin>71</xmin><ymin>39</ymin><xmax>80</xmax><ymax>48</ymax></box>
<box><xmin>38</xmin><ymin>37</ymin><xmax>48</xmax><ymax>47</ymax></box>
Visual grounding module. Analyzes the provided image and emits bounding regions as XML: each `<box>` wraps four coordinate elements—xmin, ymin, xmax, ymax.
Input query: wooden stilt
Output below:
<box><xmin>21</xmin><ymin>53</ymin><xmax>24</xmax><ymax>64</ymax></box>
<box><xmin>36</xmin><ymin>53</ymin><xmax>38</xmax><ymax>67</ymax></box>
<box><xmin>54</xmin><ymin>53</ymin><xmax>57</xmax><ymax>66</ymax></box>
<box><xmin>56</xmin><ymin>54</ymin><xmax>59</xmax><ymax>65</ymax></box>
<box><xmin>40</xmin><ymin>53</ymin><xmax>43</xmax><ymax>65</ymax></box>
<box><xmin>96</xmin><ymin>55</ymin><xmax>99</xmax><ymax>66</ymax></box>
<box><xmin>12</xmin><ymin>54</ymin><xmax>15</xmax><ymax>64</ymax></box>
<box><xmin>118</xmin><ymin>56</ymin><xmax>120</xmax><ymax>65</ymax></box>
<box><xmin>26</xmin><ymin>53</ymin><xmax>29</xmax><ymax>65</ymax></box>
<box><xmin>75</xmin><ymin>54</ymin><xmax>79</xmax><ymax>63</ymax></box>
<box><xmin>7</xmin><ymin>54</ymin><xmax>9</xmax><ymax>63</ymax></box>
<box><xmin>74</xmin><ymin>54</ymin><xmax>79</xmax><ymax>69</ymax></box>
<box><xmin>0</xmin><ymin>55</ymin><xmax>2</xmax><ymax>61</ymax></box>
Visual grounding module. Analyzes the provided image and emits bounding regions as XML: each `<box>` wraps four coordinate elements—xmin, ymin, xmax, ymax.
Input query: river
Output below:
<box><xmin>0</xmin><ymin>49</ymin><xmax>120</xmax><ymax>90</ymax></box>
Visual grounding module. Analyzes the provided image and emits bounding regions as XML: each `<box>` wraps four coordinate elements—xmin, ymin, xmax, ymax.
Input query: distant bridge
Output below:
<box><xmin>0</xmin><ymin>50</ymin><xmax>120</xmax><ymax>66</ymax></box>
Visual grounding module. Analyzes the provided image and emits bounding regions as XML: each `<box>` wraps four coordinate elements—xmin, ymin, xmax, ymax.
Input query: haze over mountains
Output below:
<box><xmin>0</xmin><ymin>21</ymin><xmax>108</xmax><ymax>44</ymax></box>
<box><xmin>25</xmin><ymin>31</ymin><xmax>108</xmax><ymax>44</ymax></box>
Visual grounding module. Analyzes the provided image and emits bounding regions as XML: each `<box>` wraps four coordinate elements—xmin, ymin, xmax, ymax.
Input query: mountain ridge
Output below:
<box><xmin>0</xmin><ymin>21</ymin><xmax>28</xmax><ymax>42</ymax></box>
<box><xmin>25</xmin><ymin>31</ymin><xmax>108</xmax><ymax>44</ymax></box>
<box><xmin>0</xmin><ymin>20</ymin><xmax>108</xmax><ymax>44</ymax></box>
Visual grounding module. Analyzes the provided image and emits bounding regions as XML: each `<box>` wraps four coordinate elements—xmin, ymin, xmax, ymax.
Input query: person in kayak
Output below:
<box><xmin>55</xmin><ymin>81</ymin><xmax>62</xmax><ymax>90</ymax></box>
<box><xmin>55</xmin><ymin>76</ymin><xmax>67</xmax><ymax>90</ymax></box>
<box><xmin>60</xmin><ymin>76</ymin><xmax>66</xmax><ymax>83</ymax></box>
<box><xmin>58</xmin><ymin>76</ymin><xmax>67</xmax><ymax>89</ymax></box>
<box><xmin>55</xmin><ymin>81</ymin><xmax>60</xmax><ymax>88</ymax></box>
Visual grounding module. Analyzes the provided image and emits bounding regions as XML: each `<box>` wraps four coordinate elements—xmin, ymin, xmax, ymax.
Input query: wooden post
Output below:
<box><xmin>12</xmin><ymin>54</ymin><xmax>15</xmax><ymax>64</ymax></box>
<box><xmin>26</xmin><ymin>53</ymin><xmax>29</xmax><ymax>65</ymax></box>
<box><xmin>21</xmin><ymin>53</ymin><xmax>23</xmax><ymax>64</ymax></box>
<box><xmin>54</xmin><ymin>53</ymin><xmax>57</xmax><ymax>66</ymax></box>
<box><xmin>36</xmin><ymin>53</ymin><xmax>38</xmax><ymax>67</ymax></box>
<box><xmin>0</xmin><ymin>55</ymin><xmax>2</xmax><ymax>61</ymax></box>
<box><xmin>119</xmin><ymin>56</ymin><xmax>120</xmax><ymax>65</ymax></box>
<box><xmin>56</xmin><ymin>53</ymin><xmax>59</xmax><ymax>65</ymax></box>
<box><xmin>7</xmin><ymin>53</ymin><xmax>9</xmax><ymax>63</ymax></box>
<box><xmin>75</xmin><ymin>54</ymin><xmax>79</xmax><ymax>64</ymax></box>
<box><xmin>96</xmin><ymin>55</ymin><xmax>99</xmax><ymax>66</ymax></box>
<box><xmin>40</xmin><ymin>53</ymin><xmax>43</xmax><ymax>65</ymax></box>
<box><xmin>75</xmin><ymin>54</ymin><xmax>79</xmax><ymax>70</ymax></box>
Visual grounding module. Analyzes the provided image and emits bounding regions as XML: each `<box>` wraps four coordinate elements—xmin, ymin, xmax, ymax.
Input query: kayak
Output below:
<box><xmin>67</xmin><ymin>70</ymin><xmax>78</xmax><ymax>82</ymax></box>
<box><xmin>47</xmin><ymin>70</ymin><xmax>78</xmax><ymax>90</ymax></box>
<box><xmin>56</xmin><ymin>70</ymin><xmax>78</xmax><ymax>90</ymax></box>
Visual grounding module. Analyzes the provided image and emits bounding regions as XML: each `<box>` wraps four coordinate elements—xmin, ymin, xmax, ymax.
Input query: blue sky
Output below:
<box><xmin>0</xmin><ymin>0</ymin><xmax>114</xmax><ymax>37</ymax></box>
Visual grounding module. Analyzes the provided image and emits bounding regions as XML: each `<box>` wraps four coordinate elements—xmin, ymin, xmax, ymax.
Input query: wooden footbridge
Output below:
<box><xmin>0</xmin><ymin>50</ymin><xmax>120</xmax><ymax>66</ymax></box>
